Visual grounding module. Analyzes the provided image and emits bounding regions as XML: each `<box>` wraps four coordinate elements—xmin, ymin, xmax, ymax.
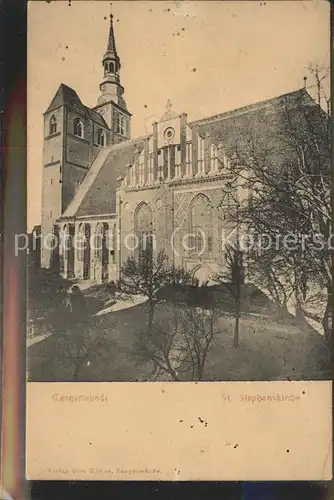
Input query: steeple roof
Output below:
<box><xmin>44</xmin><ymin>83</ymin><xmax>81</xmax><ymax>113</ymax></box>
<box><xmin>107</xmin><ymin>14</ymin><xmax>117</xmax><ymax>53</ymax></box>
<box><xmin>103</xmin><ymin>14</ymin><xmax>119</xmax><ymax>63</ymax></box>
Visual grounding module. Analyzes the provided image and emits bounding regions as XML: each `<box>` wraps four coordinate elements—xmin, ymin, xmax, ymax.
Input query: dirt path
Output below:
<box><xmin>94</xmin><ymin>295</ymin><xmax>147</xmax><ymax>316</ymax></box>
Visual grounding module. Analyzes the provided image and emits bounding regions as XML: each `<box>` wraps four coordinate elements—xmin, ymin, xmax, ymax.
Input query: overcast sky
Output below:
<box><xmin>27</xmin><ymin>0</ymin><xmax>330</xmax><ymax>230</ymax></box>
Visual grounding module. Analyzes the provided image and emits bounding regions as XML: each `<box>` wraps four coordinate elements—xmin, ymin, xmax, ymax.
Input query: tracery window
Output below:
<box><xmin>94</xmin><ymin>224</ymin><xmax>102</xmax><ymax>259</ymax></box>
<box><xmin>139</xmin><ymin>161</ymin><xmax>145</xmax><ymax>184</ymax></box>
<box><xmin>108</xmin><ymin>223</ymin><xmax>117</xmax><ymax>264</ymax></box>
<box><xmin>189</xmin><ymin>194</ymin><xmax>213</xmax><ymax>255</ymax></box>
<box><xmin>134</xmin><ymin>202</ymin><xmax>153</xmax><ymax>259</ymax></box>
<box><xmin>76</xmin><ymin>224</ymin><xmax>85</xmax><ymax>262</ymax></box>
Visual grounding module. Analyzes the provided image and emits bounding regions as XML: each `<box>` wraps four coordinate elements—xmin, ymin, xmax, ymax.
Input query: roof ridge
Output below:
<box><xmin>60</xmin><ymin>135</ymin><xmax>151</xmax><ymax>219</ymax></box>
<box><xmin>105</xmin><ymin>134</ymin><xmax>152</xmax><ymax>152</ymax></box>
<box><xmin>190</xmin><ymin>88</ymin><xmax>307</xmax><ymax>126</ymax></box>
<box><xmin>83</xmin><ymin>105</ymin><xmax>109</xmax><ymax>127</ymax></box>
<box><xmin>58</xmin><ymin>82</ymin><xmax>77</xmax><ymax>91</ymax></box>
<box><xmin>61</xmin><ymin>147</ymin><xmax>111</xmax><ymax>218</ymax></box>
<box><xmin>44</xmin><ymin>82</ymin><xmax>82</xmax><ymax>114</ymax></box>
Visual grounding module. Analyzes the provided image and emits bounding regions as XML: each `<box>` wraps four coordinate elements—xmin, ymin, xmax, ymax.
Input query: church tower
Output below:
<box><xmin>40</xmin><ymin>13</ymin><xmax>131</xmax><ymax>269</ymax></box>
<box><xmin>93</xmin><ymin>13</ymin><xmax>131</xmax><ymax>143</ymax></box>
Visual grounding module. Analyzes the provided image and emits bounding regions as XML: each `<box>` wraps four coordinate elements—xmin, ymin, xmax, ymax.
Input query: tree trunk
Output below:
<box><xmin>295</xmin><ymin>303</ymin><xmax>305</xmax><ymax>322</ymax></box>
<box><xmin>295</xmin><ymin>289</ymin><xmax>306</xmax><ymax>322</ymax></box>
<box><xmin>199</xmin><ymin>348</ymin><xmax>209</xmax><ymax>380</ymax></box>
<box><xmin>233</xmin><ymin>295</ymin><xmax>240</xmax><ymax>348</ymax></box>
<box><xmin>163</xmin><ymin>354</ymin><xmax>180</xmax><ymax>381</ymax></box>
<box><xmin>274</xmin><ymin>302</ymin><xmax>288</xmax><ymax>320</ymax></box>
<box><xmin>322</xmin><ymin>289</ymin><xmax>331</xmax><ymax>343</ymax></box>
<box><xmin>147</xmin><ymin>299</ymin><xmax>156</xmax><ymax>332</ymax></box>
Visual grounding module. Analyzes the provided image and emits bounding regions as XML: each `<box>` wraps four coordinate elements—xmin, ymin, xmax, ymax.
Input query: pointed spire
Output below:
<box><xmin>102</xmin><ymin>2</ymin><xmax>120</xmax><ymax>69</ymax></box>
<box><xmin>106</xmin><ymin>6</ymin><xmax>117</xmax><ymax>56</ymax></box>
<box><xmin>97</xmin><ymin>4</ymin><xmax>128</xmax><ymax>112</ymax></box>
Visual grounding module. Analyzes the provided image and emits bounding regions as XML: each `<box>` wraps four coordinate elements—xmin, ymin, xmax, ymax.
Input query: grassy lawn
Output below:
<box><xmin>27</xmin><ymin>299</ymin><xmax>329</xmax><ymax>382</ymax></box>
<box><xmin>204</xmin><ymin>314</ymin><xmax>329</xmax><ymax>381</ymax></box>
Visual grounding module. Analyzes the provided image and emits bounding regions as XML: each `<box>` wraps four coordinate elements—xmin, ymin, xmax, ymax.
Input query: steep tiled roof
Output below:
<box><xmin>189</xmin><ymin>88</ymin><xmax>318</xmax><ymax>173</ymax></box>
<box><xmin>45</xmin><ymin>83</ymin><xmax>81</xmax><ymax>113</ymax></box>
<box><xmin>191</xmin><ymin>88</ymin><xmax>310</xmax><ymax>126</ymax></box>
<box><xmin>190</xmin><ymin>88</ymin><xmax>316</xmax><ymax>153</ymax></box>
<box><xmin>61</xmin><ymin>136</ymin><xmax>151</xmax><ymax>219</ymax></box>
<box><xmin>45</xmin><ymin>83</ymin><xmax>108</xmax><ymax>128</ymax></box>
<box><xmin>83</xmin><ymin>105</ymin><xmax>109</xmax><ymax>128</ymax></box>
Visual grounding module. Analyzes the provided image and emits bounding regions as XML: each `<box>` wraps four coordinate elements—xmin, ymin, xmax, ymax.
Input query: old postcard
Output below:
<box><xmin>26</xmin><ymin>0</ymin><xmax>332</xmax><ymax>480</ymax></box>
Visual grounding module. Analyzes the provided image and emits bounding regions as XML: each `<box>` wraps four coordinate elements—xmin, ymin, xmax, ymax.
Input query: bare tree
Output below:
<box><xmin>181</xmin><ymin>305</ymin><xmax>222</xmax><ymax>379</ymax></box>
<box><xmin>28</xmin><ymin>266</ymin><xmax>72</xmax><ymax>338</ymax></box>
<box><xmin>228</xmin><ymin>64</ymin><xmax>331</xmax><ymax>339</ymax></box>
<box><xmin>118</xmin><ymin>249</ymin><xmax>193</xmax><ymax>332</ymax></box>
<box><xmin>51</xmin><ymin>316</ymin><xmax>116</xmax><ymax>381</ymax></box>
<box><xmin>307</xmin><ymin>62</ymin><xmax>330</xmax><ymax>111</ymax></box>
<box><xmin>133</xmin><ymin>302</ymin><xmax>222</xmax><ymax>381</ymax></box>
<box><xmin>214</xmin><ymin>243</ymin><xmax>245</xmax><ymax>348</ymax></box>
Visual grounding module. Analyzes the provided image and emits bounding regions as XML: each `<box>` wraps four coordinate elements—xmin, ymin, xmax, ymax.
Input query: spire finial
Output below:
<box><xmin>104</xmin><ymin>1</ymin><xmax>118</xmax><ymax>56</ymax></box>
<box><xmin>160</xmin><ymin>99</ymin><xmax>179</xmax><ymax>121</ymax></box>
<box><xmin>164</xmin><ymin>99</ymin><xmax>173</xmax><ymax>119</ymax></box>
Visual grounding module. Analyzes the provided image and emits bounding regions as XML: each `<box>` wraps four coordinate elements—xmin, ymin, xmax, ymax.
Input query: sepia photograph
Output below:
<box><xmin>26</xmin><ymin>0</ymin><xmax>331</xmax><ymax>384</ymax></box>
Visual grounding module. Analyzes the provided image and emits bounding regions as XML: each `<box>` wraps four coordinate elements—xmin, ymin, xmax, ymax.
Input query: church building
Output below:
<box><xmin>40</xmin><ymin>14</ymin><xmax>319</xmax><ymax>285</ymax></box>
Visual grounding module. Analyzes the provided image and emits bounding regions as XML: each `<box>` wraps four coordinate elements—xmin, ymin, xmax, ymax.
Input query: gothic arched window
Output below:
<box><xmin>94</xmin><ymin>224</ymin><xmax>102</xmax><ymax>259</ymax></box>
<box><xmin>76</xmin><ymin>223</ymin><xmax>85</xmax><ymax>263</ymax></box>
<box><xmin>97</xmin><ymin>128</ymin><xmax>105</xmax><ymax>146</ymax></box>
<box><xmin>134</xmin><ymin>202</ymin><xmax>153</xmax><ymax>259</ymax></box>
<box><xmin>73</xmin><ymin>117</ymin><xmax>84</xmax><ymax>138</ymax></box>
<box><xmin>189</xmin><ymin>194</ymin><xmax>213</xmax><ymax>255</ymax></box>
<box><xmin>108</xmin><ymin>223</ymin><xmax>117</xmax><ymax>264</ymax></box>
<box><xmin>101</xmin><ymin>222</ymin><xmax>110</xmax><ymax>280</ymax></box>
<box><xmin>117</xmin><ymin>114</ymin><xmax>125</xmax><ymax>136</ymax></box>
<box><xmin>49</xmin><ymin>115</ymin><xmax>57</xmax><ymax>135</ymax></box>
